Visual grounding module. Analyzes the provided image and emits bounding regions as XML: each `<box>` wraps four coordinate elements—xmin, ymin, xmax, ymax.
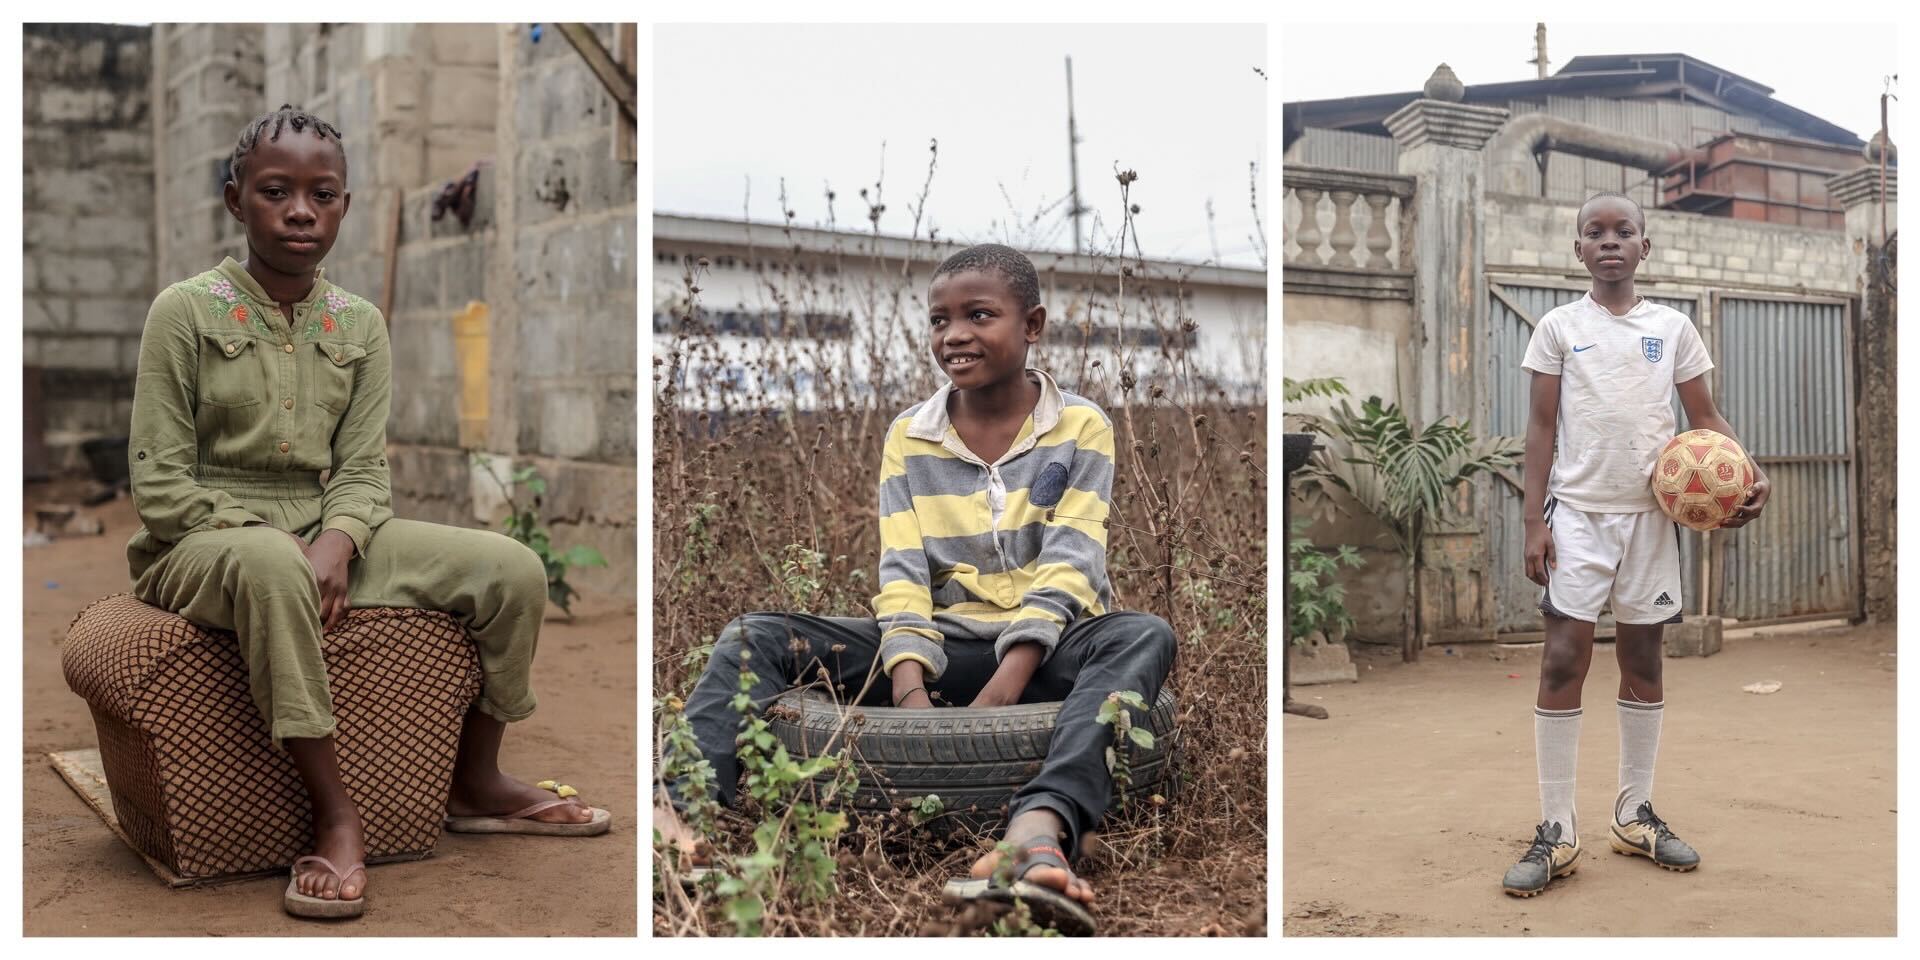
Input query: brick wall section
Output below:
<box><xmin>498</xmin><ymin>23</ymin><xmax>636</xmax><ymax>592</ymax></box>
<box><xmin>23</xmin><ymin>23</ymin><xmax>155</xmax><ymax>466</ymax></box>
<box><xmin>1485</xmin><ymin>193</ymin><xmax>1856</xmax><ymax>299</ymax></box>
<box><xmin>152</xmin><ymin>24</ymin><xmax>264</xmax><ymax>290</ymax></box>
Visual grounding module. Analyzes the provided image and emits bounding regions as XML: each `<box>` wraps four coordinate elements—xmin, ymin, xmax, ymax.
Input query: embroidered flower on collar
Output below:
<box><xmin>325</xmin><ymin>290</ymin><xmax>349</xmax><ymax>313</ymax></box>
<box><xmin>209</xmin><ymin>278</ymin><xmax>238</xmax><ymax>303</ymax></box>
<box><xmin>231</xmin><ymin>304</ymin><xmax>251</xmax><ymax>326</ymax></box>
<box><xmin>322</xmin><ymin>314</ymin><xmax>337</xmax><ymax>333</ymax></box>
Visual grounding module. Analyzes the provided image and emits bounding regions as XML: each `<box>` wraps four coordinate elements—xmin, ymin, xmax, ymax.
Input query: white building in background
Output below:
<box><xmin>652</xmin><ymin>213</ymin><xmax>1267</xmax><ymax>409</ymax></box>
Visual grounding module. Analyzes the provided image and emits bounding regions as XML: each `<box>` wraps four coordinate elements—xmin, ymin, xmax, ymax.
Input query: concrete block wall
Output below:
<box><xmin>1485</xmin><ymin>193</ymin><xmax>1856</xmax><ymax>299</ymax></box>
<box><xmin>505</xmin><ymin>23</ymin><xmax>637</xmax><ymax>467</ymax></box>
<box><xmin>493</xmin><ymin>23</ymin><xmax>637</xmax><ymax>594</ymax></box>
<box><xmin>152</xmin><ymin>23</ymin><xmax>265</xmax><ymax>288</ymax></box>
<box><xmin>23</xmin><ymin>24</ymin><xmax>155</xmax><ymax>465</ymax></box>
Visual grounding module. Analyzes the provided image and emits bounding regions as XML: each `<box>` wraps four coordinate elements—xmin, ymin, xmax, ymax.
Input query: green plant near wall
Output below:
<box><xmin>1293</xmin><ymin>396</ymin><xmax>1519</xmax><ymax>661</ymax></box>
<box><xmin>1287</xmin><ymin>516</ymin><xmax>1364</xmax><ymax>645</ymax></box>
<box><xmin>476</xmin><ymin>456</ymin><xmax>609</xmax><ymax>616</ymax></box>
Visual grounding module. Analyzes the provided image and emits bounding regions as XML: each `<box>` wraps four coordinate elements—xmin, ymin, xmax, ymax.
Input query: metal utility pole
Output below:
<box><xmin>1529</xmin><ymin>22</ymin><xmax>1549</xmax><ymax>79</ymax></box>
<box><xmin>1066</xmin><ymin>56</ymin><xmax>1085</xmax><ymax>256</ymax></box>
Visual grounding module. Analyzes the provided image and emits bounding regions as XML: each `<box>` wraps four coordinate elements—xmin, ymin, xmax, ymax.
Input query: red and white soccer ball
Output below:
<box><xmin>1652</xmin><ymin>429</ymin><xmax>1756</xmax><ymax>531</ymax></box>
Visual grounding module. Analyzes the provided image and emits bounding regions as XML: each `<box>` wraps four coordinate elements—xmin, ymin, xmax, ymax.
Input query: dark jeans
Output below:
<box><xmin>668</xmin><ymin>610</ymin><xmax>1177</xmax><ymax>859</ymax></box>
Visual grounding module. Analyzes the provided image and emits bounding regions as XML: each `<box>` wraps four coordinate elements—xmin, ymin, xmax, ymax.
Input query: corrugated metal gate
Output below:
<box><xmin>1486</xmin><ymin>282</ymin><xmax>1701</xmax><ymax>633</ymax></box>
<box><xmin>1711</xmin><ymin>295</ymin><xmax>1858</xmax><ymax>622</ymax></box>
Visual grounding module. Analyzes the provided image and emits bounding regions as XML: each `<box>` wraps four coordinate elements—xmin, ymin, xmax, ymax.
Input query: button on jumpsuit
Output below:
<box><xmin>127</xmin><ymin>258</ymin><xmax>547</xmax><ymax>745</ymax></box>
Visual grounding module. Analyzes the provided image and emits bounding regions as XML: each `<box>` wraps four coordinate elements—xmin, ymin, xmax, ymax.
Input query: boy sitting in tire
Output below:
<box><xmin>655</xmin><ymin>243</ymin><xmax>1178</xmax><ymax>935</ymax></box>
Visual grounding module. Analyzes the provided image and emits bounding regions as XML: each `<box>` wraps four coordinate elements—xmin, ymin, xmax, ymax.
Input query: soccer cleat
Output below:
<box><xmin>1609</xmin><ymin>800</ymin><xmax>1700</xmax><ymax>871</ymax></box>
<box><xmin>1502</xmin><ymin>820</ymin><xmax>1581</xmax><ymax>897</ymax></box>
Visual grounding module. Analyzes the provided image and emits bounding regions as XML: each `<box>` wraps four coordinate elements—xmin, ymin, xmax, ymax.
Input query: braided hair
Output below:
<box><xmin>228</xmin><ymin>104</ymin><xmax>347</xmax><ymax>187</ymax></box>
<box><xmin>931</xmin><ymin>243</ymin><xmax>1042</xmax><ymax>311</ymax></box>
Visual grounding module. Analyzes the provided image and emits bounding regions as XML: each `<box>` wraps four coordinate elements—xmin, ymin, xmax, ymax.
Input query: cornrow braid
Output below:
<box><xmin>932</xmin><ymin>243</ymin><xmax>1042</xmax><ymax>311</ymax></box>
<box><xmin>228</xmin><ymin>104</ymin><xmax>347</xmax><ymax>187</ymax></box>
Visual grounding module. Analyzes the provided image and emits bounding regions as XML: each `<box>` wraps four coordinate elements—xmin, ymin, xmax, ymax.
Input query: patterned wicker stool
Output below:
<box><xmin>61</xmin><ymin>594</ymin><xmax>482</xmax><ymax>883</ymax></box>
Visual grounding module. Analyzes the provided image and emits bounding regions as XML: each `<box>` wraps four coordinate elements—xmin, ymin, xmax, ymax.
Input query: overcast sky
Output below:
<box><xmin>1283</xmin><ymin>21</ymin><xmax>1897</xmax><ymax>144</ymax></box>
<box><xmin>654</xmin><ymin>24</ymin><xmax>1268</xmax><ymax>268</ymax></box>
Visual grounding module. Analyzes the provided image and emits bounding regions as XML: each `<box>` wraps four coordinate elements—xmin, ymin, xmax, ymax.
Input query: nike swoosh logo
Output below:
<box><xmin>1573</xmin><ymin>343</ymin><xmax>1597</xmax><ymax>352</ymax></box>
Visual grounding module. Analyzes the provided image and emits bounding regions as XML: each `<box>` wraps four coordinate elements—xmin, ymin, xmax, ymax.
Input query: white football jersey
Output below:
<box><xmin>1521</xmin><ymin>293</ymin><xmax>1714</xmax><ymax>513</ymax></box>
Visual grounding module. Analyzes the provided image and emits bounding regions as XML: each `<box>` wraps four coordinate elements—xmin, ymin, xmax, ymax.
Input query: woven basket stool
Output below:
<box><xmin>62</xmin><ymin>594</ymin><xmax>483</xmax><ymax>883</ymax></box>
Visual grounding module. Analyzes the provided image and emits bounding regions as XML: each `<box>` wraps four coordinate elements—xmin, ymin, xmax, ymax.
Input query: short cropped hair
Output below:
<box><xmin>932</xmin><ymin>243</ymin><xmax>1041</xmax><ymax>311</ymax></box>
<box><xmin>1577</xmin><ymin>191</ymin><xmax>1646</xmax><ymax>231</ymax></box>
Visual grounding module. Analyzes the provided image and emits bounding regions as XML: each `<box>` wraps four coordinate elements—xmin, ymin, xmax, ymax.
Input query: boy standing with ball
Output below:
<box><xmin>1504</xmin><ymin>192</ymin><xmax>1772</xmax><ymax>897</ymax></box>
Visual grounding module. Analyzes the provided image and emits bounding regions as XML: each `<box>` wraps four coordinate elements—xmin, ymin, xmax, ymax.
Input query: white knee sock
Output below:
<box><xmin>1535</xmin><ymin>706</ymin><xmax>1582</xmax><ymax>841</ymax></box>
<box><xmin>1616</xmin><ymin>698</ymin><xmax>1664</xmax><ymax>823</ymax></box>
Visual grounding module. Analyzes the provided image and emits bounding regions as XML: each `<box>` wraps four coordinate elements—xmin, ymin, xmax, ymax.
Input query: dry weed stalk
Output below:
<box><xmin>652</xmin><ymin>144</ymin><xmax>1268</xmax><ymax>936</ymax></box>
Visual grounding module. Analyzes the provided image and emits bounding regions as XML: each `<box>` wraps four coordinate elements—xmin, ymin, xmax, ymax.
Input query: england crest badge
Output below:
<box><xmin>1642</xmin><ymin>336</ymin><xmax>1664</xmax><ymax>363</ymax></box>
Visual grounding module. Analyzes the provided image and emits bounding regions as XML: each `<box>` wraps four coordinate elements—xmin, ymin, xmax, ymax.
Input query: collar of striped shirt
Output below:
<box><xmin>904</xmin><ymin>368</ymin><xmax>1065</xmax><ymax>447</ymax></box>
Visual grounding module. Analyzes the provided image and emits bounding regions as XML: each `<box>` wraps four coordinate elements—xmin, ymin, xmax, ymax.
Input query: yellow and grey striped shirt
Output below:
<box><xmin>873</xmin><ymin>369</ymin><xmax>1115</xmax><ymax>678</ymax></box>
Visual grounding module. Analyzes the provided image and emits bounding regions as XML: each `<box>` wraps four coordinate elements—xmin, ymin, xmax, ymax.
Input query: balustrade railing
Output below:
<box><xmin>1284</xmin><ymin>165</ymin><xmax>1414</xmax><ymax>273</ymax></box>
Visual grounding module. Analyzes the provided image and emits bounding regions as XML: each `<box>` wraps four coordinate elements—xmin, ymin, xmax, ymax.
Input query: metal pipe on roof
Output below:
<box><xmin>1489</xmin><ymin>112</ymin><xmax>1702</xmax><ymax>196</ymax></box>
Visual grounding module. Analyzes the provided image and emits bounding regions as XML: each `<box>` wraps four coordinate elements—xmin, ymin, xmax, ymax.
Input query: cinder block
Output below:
<box><xmin>1664</xmin><ymin>615</ymin><xmax>1723</xmax><ymax>657</ymax></box>
<box><xmin>440</xmin><ymin>240</ymin><xmax>489</xmax><ymax>303</ymax></box>
<box><xmin>27</xmin><ymin>296</ymin><xmax>72</xmax><ymax>334</ymax></box>
<box><xmin>515</xmin><ymin>304</ymin><xmax>579</xmax><ymax>377</ymax></box>
<box><xmin>71</xmin><ymin>297</ymin><xmax>156</xmax><ymax>336</ymax></box>
<box><xmin>389</xmin><ymin>377</ymin><xmax>461</xmax><ymax>447</ymax></box>
<box><xmin>535</xmin><ymin>386</ymin><xmax>601</xmax><ymax>459</ymax></box>
<box><xmin>36</xmin><ymin>334</ymin><xmax>124</xmax><ymax>371</ymax></box>
<box><xmin>426</xmin><ymin>128</ymin><xmax>498</xmax><ymax>187</ymax></box>
<box><xmin>372</xmin><ymin>58</ymin><xmax>423</xmax><ymax>117</ymax></box>
<box><xmin>1289</xmin><ymin>633</ymin><xmax>1359</xmax><ymax>685</ymax></box>
<box><xmin>1724</xmin><ymin>255</ymin><xmax>1750</xmax><ymax>271</ymax></box>
<box><xmin>374</xmin><ymin>136</ymin><xmax>427</xmax><ymax>189</ymax></box>
<box><xmin>430</xmin><ymin>24</ymin><xmax>502</xmax><ymax>67</ymax></box>
<box><xmin>428</xmin><ymin>67</ymin><xmax>498</xmax><ymax>132</ymax></box>
<box><xmin>386</xmin><ymin>308</ymin><xmax>458</xmax><ymax>378</ymax></box>
<box><xmin>393</xmin><ymin>245</ymin><xmax>443</xmax><ymax>312</ymax></box>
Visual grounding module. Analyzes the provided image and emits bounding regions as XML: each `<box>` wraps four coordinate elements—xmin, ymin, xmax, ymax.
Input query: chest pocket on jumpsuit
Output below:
<box><xmin>199</xmin><ymin>332</ymin><xmax>263</xmax><ymax>408</ymax></box>
<box><xmin>312</xmin><ymin>341</ymin><xmax>367</xmax><ymax>415</ymax></box>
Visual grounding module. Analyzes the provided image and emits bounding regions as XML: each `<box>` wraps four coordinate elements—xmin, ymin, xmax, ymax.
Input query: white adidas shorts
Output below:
<box><xmin>1540</xmin><ymin>497</ymin><xmax>1684</xmax><ymax>625</ymax></box>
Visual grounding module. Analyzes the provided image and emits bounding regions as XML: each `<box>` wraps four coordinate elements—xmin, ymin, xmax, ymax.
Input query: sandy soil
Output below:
<box><xmin>1284</xmin><ymin>624</ymin><xmax>1897</xmax><ymax>936</ymax></box>
<box><xmin>22</xmin><ymin>487</ymin><xmax>637</xmax><ymax>936</ymax></box>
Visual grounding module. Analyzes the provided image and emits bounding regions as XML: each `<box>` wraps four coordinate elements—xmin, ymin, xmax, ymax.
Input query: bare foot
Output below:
<box><xmin>448</xmin><ymin>772</ymin><xmax>595</xmax><ymax>824</ymax></box>
<box><xmin>654</xmin><ymin>802</ymin><xmax>706</xmax><ymax>865</ymax></box>
<box><xmin>294</xmin><ymin>808</ymin><xmax>367</xmax><ymax>901</ymax></box>
<box><xmin>967</xmin><ymin>810</ymin><xmax>1095</xmax><ymax>906</ymax></box>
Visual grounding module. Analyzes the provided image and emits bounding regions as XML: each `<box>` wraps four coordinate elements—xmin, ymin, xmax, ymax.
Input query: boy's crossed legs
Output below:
<box><xmin>657</xmin><ymin>609</ymin><xmax>1177</xmax><ymax>910</ymax></box>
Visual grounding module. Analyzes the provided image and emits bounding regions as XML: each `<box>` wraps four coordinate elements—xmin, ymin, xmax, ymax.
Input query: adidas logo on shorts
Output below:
<box><xmin>1653</xmin><ymin>592</ymin><xmax>1674</xmax><ymax>606</ymax></box>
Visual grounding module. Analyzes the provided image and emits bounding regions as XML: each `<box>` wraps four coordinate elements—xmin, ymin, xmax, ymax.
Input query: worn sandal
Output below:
<box><xmin>940</xmin><ymin>836</ymin><xmax>1097</xmax><ymax>936</ymax></box>
<box><xmin>445</xmin><ymin>779</ymin><xmax>612</xmax><ymax>836</ymax></box>
<box><xmin>284</xmin><ymin>855</ymin><xmax>367</xmax><ymax>919</ymax></box>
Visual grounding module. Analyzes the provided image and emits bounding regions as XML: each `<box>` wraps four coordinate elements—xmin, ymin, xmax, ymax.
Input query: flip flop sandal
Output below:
<box><xmin>284</xmin><ymin>855</ymin><xmax>367</xmax><ymax>919</ymax></box>
<box><xmin>445</xmin><ymin>780</ymin><xmax>613</xmax><ymax>836</ymax></box>
<box><xmin>940</xmin><ymin>837</ymin><xmax>1097</xmax><ymax>937</ymax></box>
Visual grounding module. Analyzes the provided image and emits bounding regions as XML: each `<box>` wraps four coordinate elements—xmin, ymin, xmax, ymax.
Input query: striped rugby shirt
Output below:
<box><xmin>873</xmin><ymin>369</ymin><xmax>1116</xmax><ymax>678</ymax></box>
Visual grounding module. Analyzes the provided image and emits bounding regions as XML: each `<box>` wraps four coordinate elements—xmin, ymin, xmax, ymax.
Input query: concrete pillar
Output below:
<box><xmin>1382</xmin><ymin>71</ymin><xmax>1508</xmax><ymax>429</ymax></box>
<box><xmin>1827</xmin><ymin>163</ymin><xmax>1897</xmax><ymax>623</ymax></box>
<box><xmin>1382</xmin><ymin>68</ymin><xmax>1509</xmax><ymax>643</ymax></box>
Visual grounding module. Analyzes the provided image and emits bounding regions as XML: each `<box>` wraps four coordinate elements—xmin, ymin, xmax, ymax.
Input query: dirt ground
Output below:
<box><xmin>22</xmin><ymin>488</ymin><xmax>637</xmax><ymax>936</ymax></box>
<box><xmin>1284</xmin><ymin>623</ymin><xmax>1897</xmax><ymax>936</ymax></box>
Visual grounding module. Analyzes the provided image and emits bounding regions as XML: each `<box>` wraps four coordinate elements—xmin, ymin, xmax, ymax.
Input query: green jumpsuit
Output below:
<box><xmin>127</xmin><ymin>258</ymin><xmax>546</xmax><ymax>745</ymax></box>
